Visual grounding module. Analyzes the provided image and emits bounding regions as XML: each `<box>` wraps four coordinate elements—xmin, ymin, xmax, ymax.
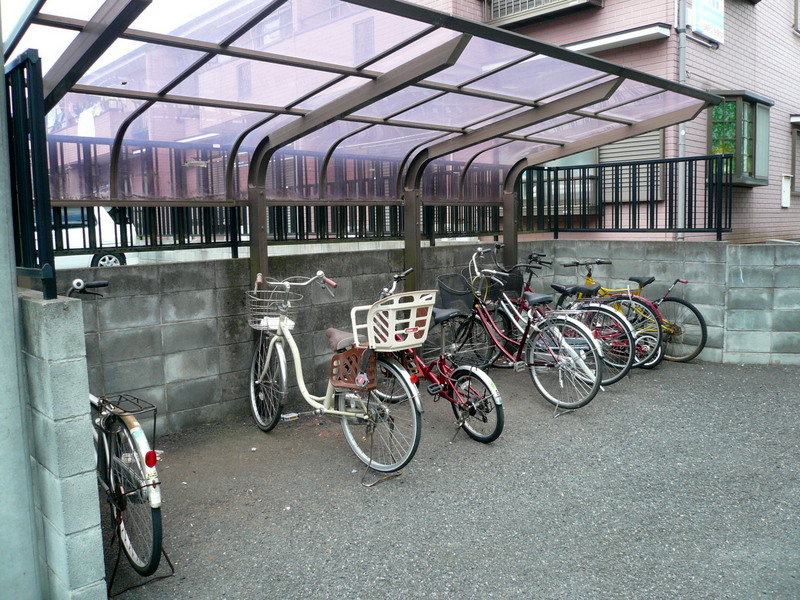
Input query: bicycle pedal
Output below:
<box><xmin>426</xmin><ymin>383</ymin><xmax>444</xmax><ymax>396</ymax></box>
<box><xmin>513</xmin><ymin>361</ymin><xmax>527</xmax><ymax>372</ymax></box>
<box><xmin>281</xmin><ymin>413</ymin><xmax>300</xmax><ymax>421</ymax></box>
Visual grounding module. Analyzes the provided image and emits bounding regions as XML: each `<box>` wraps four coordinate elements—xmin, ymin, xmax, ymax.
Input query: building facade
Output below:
<box><xmin>418</xmin><ymin>0</ymin><xmax>800</xmax><ymax>243</ymax></box>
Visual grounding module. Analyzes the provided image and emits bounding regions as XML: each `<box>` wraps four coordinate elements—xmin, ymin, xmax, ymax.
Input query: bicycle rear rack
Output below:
<box><xmin>99</xmin><ymin>394</ymin><xmax>159</xmax><ymax>450</ymax></box>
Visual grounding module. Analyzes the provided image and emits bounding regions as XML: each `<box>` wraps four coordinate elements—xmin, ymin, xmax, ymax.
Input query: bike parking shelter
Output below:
<box><xmin>5</xmin><ymin>0</ymin><xmax>721</xmax><ymax>289</ymax></box>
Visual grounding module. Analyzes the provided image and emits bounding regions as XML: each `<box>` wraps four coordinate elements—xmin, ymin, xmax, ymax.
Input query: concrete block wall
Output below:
<box><xmin>726</xmin><ymin>244</ymin><xmax>800</xmax><ymax>365</ymax></box>
<box><xmin>58</xmin><ymin>240</ymin><xmax>800</xmax><ymax>433</ymax></box>
<box><xmin>61</xmin><ymin>248</ymin><xmax>412</xmax><ymax>429</ymax></box>
<box><xmin>18</xmin><ymin>289</ymin><xmax>106</xmax><ymax>600</ymax></box>
<box><xmin>63</xmin><ymin>259</ymin><xmax>253</xmax><ymax>434</ymax></box>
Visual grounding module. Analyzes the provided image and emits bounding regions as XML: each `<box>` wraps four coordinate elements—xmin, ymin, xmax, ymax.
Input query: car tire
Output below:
<box><xmin>91</xmin><ymin>252</ymin><xmax>127</xmax><ymax>267</ymax></box>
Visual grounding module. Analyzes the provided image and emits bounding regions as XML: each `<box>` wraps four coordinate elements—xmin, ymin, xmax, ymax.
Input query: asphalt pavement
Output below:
<box><xmin>104</xmin><ymin>360</ymin><xmax>799</xmax><ymax>600</ymax></box>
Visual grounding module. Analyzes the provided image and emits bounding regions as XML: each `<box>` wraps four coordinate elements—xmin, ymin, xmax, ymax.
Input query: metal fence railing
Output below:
<box><xmin>516</xmin><ymin>154</ymin><xmax>734</xmax><ymax>241</ymax></box>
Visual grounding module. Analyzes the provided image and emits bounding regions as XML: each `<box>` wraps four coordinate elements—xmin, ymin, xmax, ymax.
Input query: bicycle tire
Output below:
<box><xmin>571</xmin><ymin>304</ymin><xmax>635</xmax><ymax>386</ymax></box>
<box><xmin>249</xmin><ymin>332</ymin><xmax>285</xmax><ymax>432</ymax></box>
<box><xmin>337</xmin><ymin>357</ymin><xmax>421</xmax><ymax>472</ymax></box>
<box><xmin>604</xmin><ymin>296</ymin><xmax>663</xmax><ymax>367</ymax></box>
<box><xmin>657</xmin><ymin>296</ymin><xmax>707</xmax><ymax>362</ymax></box>
<box><xmin>450</xmin><ymin>366</ymin><xmax>504</xmax><ymax>443</ymax></box>
<box><xmin>109</xmin><ymin>419</ymin><xmax>162</xmax><ymax>576</ymax></box>
<box><xmin>526</xmin><ymin>316</ymin><xmax>603</xmax><ymax>410</ymax></box>
<box><xmin>640</xmin><ymin>340</ymin><xmax>666</xmax><ymax>369</ymax></box>
<box><xmin>449</xmin><ymin>313</ymin><xmax>497</xmax><ymax>369</ymax></box>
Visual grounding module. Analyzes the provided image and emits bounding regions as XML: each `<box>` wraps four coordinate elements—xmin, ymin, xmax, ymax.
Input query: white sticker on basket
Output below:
<box><xmin>260</xmin><ymin>316</ymin><xmax>295</xmax><ymax>330</ymax></box>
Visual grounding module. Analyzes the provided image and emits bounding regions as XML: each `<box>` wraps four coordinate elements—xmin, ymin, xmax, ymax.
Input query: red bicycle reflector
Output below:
<box><xmin>410</xmin><ymin>374</ymin><xmax>419</xmax><ymax>384</ymax></box>
<box><xmin>145</xmin><ymin>450</ymin><xmax>157</xmax><ymax>468</ymax></box>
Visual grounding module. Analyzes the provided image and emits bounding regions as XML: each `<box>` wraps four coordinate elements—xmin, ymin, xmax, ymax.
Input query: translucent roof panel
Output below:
<box><xmin>8</xmin><ymin>0</ymin><xmax>720</xmax><ymax>206</ymax></box>
<box><xmin>600</xmin><ymin>91</ymin><xmax>706</xmax><ymax>123</ymax></box>
<box><xmin>170</xmin><ymin>58</ymin><xmax>341</xmax><ymax>107</ymax></box>
<box><xmin>226</xmin><ymin>0</ymin><xmax>434</xmax><ymax>68</ymax></box>
<box><xmin>464</xmin><ymin>55</ymin><xmax>608</xmax><ymax>103</ymax></box>
<box><xmin>529</xmin><ymin>117</ymin><xmax>625</xmax><ymax>144</ymax></box>
<box><xmin>394</xmin><ymin>94</ymin><xmax>519</xmax><ymax>129</ymax></box>
<box><xmin>5</xmin><ymin>24</ymin><xmax>77</xmax><ymax>74</ymax></box>
<box><xmin>423</xmin><ymin>37</ymin><xmax>532</xmax><ymax>87</ymax></box>
<box><xmin>80</xmin><ymin>42</ymin><xmax>208</xmax><ymax>93</ymax></box>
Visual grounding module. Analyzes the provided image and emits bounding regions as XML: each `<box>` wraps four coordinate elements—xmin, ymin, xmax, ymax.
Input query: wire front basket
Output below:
<box><xmin>436</xmin><ymin>273</ymin><xmax>473</xmax><ymax>313</ymax></box>
<box><xmin>246</xmin><ymin>285</ymin><xmax>305</xmax><ymax>331</ymax></box>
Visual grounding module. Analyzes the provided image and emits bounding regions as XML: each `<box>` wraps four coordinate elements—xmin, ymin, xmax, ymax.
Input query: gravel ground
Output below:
<box><xmin>104</xmin><ymin>361</ymin><xmax>799</xmax><ymax>599</ymax></box>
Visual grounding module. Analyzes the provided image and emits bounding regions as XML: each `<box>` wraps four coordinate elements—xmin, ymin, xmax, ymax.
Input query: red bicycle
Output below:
<box><xmin>383</xmin><ymin>269</ymin><xmax>505</xmax><ymax>443</ymax></box>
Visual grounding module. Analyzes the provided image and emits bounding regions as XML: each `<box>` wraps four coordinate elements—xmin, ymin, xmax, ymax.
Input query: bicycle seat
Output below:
<box><xmin>431</xmin><ymin>306</ymin><xmax>462</xmax><ymax>325</ymax></box>
<box><xmin>628</xmin><ymin>276</ymin><xmax>655</xmax><ymax>287</ymax></box>
<box><xmin>550</xmin><ymin>283</ymin><xmax>601</xmax><ymax>297</ymax></box>
<box><xmin>325</xmin><ymin>328</ymin><xmax>365</xmax><ymax>352</ymax></box>
<box><xmin>522</xmin><ymin>291</ymin><xmax>553</xmax><ymax>306</ymax></box>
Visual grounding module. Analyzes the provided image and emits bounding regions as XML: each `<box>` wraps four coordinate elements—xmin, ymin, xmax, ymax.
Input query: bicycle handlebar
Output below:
<box><xmin>254</xmin><ymin>271</ymin><xmax>338</xmax><ymax>296</ymax></box>
<box><xmin>562</xmin><ymin>259</ymin><xmax>612</xmax><ymax>268</ymax></box>
<box><xmin>67</xmin><ymin>279</ymin><xmax>109</xmax><ymax>297</ymax></box>
<box><xmin>379</xmin><ymin>268</ymin><xmax>414</xmax><ymax>299</ymax></box>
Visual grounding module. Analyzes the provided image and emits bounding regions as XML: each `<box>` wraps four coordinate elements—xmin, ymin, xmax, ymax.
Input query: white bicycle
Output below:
<box><xmin>247</xmin><ymin>270</ymin><xmax>436</xmax><ymax>473</ymax></box>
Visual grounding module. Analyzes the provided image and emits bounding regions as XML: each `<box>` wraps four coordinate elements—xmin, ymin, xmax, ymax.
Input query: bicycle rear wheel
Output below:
<box><xmin>338</xmin><ymin>357</ymin><xmax>421</xmax><ymax>472</ymax></box>
<box><xmin>108</xmin><ymin>419</ymin><xmax>162</xmax><ymax>576</ymax></box>
<box><xmin>249</xmin><ymin>332</ymin><xmax>285</xmax><ymax>432</ymax></box>
<box><xmin>526</xmin><ymin>317</ymin><xmax>602</xmax><ymax>410</ymax></box>
<box><xmin>450</xmin><ymin>366</ymin><xmax>504</xmax><ymax>443</ymax></box>
<box><xmin>571</xmin><ymin>304</ymin><xmax>635</xmax><ymax>386</ymax></box>
<box><xmin>657</xmin><ymin>296</ymin><xmax>707</xmax><ymax>362</ymax></box>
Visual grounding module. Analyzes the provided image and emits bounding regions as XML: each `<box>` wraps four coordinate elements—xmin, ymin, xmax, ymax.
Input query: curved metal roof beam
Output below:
<box><xmin>109</xmin><ymin>0</ymin><xmax>290</xmax><ymax>198</ymax></box>
<box><xmin>248</xmin><ymin>33</ymin><xmax>471</xmax><ymax>190</ymax></box>
<box><xmin>497</xmin><ymin>100</ymin><xmax>711</xmax><ymax>265</ymax></box>
<box><xmin>318</xmin><ymin>125</ymin><xmax>375</xmax><ymax>200</ymax></box>
<box><xmin>403</xmin><ymin>76</ymin><xmax>622</xmax><ymax>197</ymax></box>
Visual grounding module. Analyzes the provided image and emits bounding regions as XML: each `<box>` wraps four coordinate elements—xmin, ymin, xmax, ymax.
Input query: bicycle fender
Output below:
<box><xmin>451</xmin><ymin>365</ymin><xmax>503</xmax><ymax>405</ymax></box>
<box><xmin>380</xmin><ymin>356</ymin><xmax>424</xmax><ymax>414</ymax></box>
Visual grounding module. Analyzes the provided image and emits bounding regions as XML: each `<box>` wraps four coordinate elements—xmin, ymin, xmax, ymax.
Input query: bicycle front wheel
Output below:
<box><xmin>449</xmin><ymin>313</ymin><xmax>497</xmax><ymax>369</ymax></box>
<box><xmin>606</xmin><ymin>296</ymin><xmax>663</xmax><ymax>367</ymax></box>
<box><xmin>338</xmin><ymin>357</ymin><xmax>421</xmax><ymax>472</ymax></box>
<box><xmin>658</xmin><ymin>296</ymin><xmax>707</xmax><ymax>362</ymax></box>
<box><xmin>249</xmin><ymin>332</ymin><xmax>286</xmax><ymax>432</ymax></box>
<box><xmin>109</xmin><ymin>420</ymin><xmax>162</xmax><ymax>576</ymax></box>
<box><xmin>526</xmin><ymin>317</ymin><xmax>602</xmax><ymax>410</ymax></box>
<box><xmin>450</xmin><ymin>366</ymin><xmax>504</xmax><ymax>443</ymax></box>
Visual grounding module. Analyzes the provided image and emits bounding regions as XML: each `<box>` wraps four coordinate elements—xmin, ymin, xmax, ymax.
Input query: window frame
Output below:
<box><xmin>795</xmin><ymin>0</ymin><xmax>800</xmax><ymax>33</ymax></box>
<box><xmin>708</xmin><ymin>91</ymin><xmax>773</xmax><ymax>187</ymax></box>
<box><xmin>792</xmin><ymin>124</ymin><xmax>800</xmax><ymax>195</ymax></box>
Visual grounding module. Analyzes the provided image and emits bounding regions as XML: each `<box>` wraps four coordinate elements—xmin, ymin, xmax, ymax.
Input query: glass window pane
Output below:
<box><xmin>755</xmin><ymin>103</ymin><xmax>769</xmax><ymax>179</ymax></box>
